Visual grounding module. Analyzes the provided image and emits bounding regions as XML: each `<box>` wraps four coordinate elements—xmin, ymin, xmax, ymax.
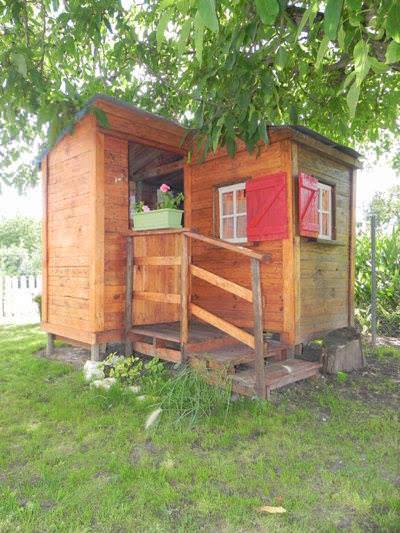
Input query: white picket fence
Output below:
<box><xmin>0</xmin><ymin>275</ymin><xmax>42</xmax><ymax>324</ymax></box>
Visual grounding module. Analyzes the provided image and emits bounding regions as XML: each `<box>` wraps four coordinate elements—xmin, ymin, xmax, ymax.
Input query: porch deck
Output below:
<box><xmin>129</xmin><ymin>320</ymin><xmax>321</xmax><ymax>398</ymax></box>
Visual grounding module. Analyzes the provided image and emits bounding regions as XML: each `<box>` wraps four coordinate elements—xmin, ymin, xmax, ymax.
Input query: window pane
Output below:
<box><xmin>222</xmin><ymin>217</ymin><xmax>234</xmax><ymax>239</ymax></box>
<box><xmin>237</xmin><ymin>215</ymin><xmax>247</xmax><ymax>239</ymax></box>
<box><xmin>321</xmin><ymin>212</ymin><xmax>329</xmax><ymax>236</ymax></box>
<box><xmin>321</xmin><ymin>188</ymin><xmax>330</xmax><ymax>210</ymax></box>
<box><xmin>236</xmin><ymin>188</ymin><xmax>246</xmax><ymax>213</ymax></box>
<box><xmin>222</xmin><ymin>191</ymin><xmax>233</xmax><ymax>215</ymax></box>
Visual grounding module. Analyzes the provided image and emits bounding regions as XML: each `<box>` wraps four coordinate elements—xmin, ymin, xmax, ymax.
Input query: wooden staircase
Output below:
<box><xmin>124</xmin><ymin>229</ymin><xmax>321</xmax><ymax>399</ymax></box>
<box><xmin>128</xmin><ymin>321</ymin><xmax>321</xmax><ymax>398</ymax></box>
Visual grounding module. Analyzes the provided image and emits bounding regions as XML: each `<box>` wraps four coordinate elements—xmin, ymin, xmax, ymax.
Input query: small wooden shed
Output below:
<box><xmin>40</xmin><ymin>94</ymin><xmax>361</xmax><ymax>398</ymax></box>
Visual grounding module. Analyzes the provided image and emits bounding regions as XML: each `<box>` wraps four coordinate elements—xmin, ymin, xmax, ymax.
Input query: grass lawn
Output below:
<box><xmin>0</xmin><ymin>325</ymin><xmax>399</xmax><ymax>532</ymax></box>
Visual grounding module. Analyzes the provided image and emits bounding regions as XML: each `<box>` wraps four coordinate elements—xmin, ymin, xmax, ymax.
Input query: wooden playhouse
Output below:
<box><xmin>40</xmin><ymin>94</ymin><xmax>361</xmax><ymax>398</ymax></box>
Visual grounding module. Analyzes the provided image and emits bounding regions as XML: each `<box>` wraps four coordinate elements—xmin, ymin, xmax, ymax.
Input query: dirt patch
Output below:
<box><xmin>37</xmin><ymin>346</ymin><xmax>90</xmax><ymax>368</ymax></box>
<box><xmin>275</xmin><ymin>352</ymin><xmax>400</xmax><ymax>409</ymax></box>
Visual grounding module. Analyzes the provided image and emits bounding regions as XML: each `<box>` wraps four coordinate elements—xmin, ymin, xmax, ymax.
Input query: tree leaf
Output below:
<box><xmin>324</xmin><ymin>0</ymin><xmax>343</xmax><ymax>40</ymax></box>
<box><xmin>289</xmin><ymin>103</ymin><xmax>298</xmax><ymax>124</ymax></box>
<box><xmin>337</xmin><ymin>24</ymin><xmax>346</xmax><ymax>49</ymax></box>
<box><xmin>255</xmin><ymin>0</ymin><xmax>279</xmax><ymax>26</ymax></box>
<box><xmin>275</xmin><ymin>47</ymin><xmax>289</xmax><ymax>70</ymax></box>
<box><xmin>194</xmin><ymin>11</ymin><xmax>205</xmax><ymax>65</ymax></box>
<box><xmin>353</xmin><ymin>39</ymin><xmax>370</xmax><ymax>86</ymax></box>
<box><xmin>316</xmin><ymin>35</ymin><xmax>330</xmax><ymax>68</ymax></box>
<box><xmin>177</xmin><ymin>20</ymin><xmax>191</xmax><ymax>57</ymax></box>
<box><xmin>386</xmin><ymin>1</ymin><xmax>400</xmax><ymax>43</ymax></box>
<box><xmin>347</xmin><ymin>81</ymin><xmax>360</xmax><ymax>118</ymax></box>
<box><xmin>197</xmin><ymin>0</ymin><xmax>218</xmax><ymax>33</ymax></box>
<box><xmin>12</xmin><ymin>53</ymin><xmax>27</xmax><ymax>78</ymax></box>
<box><xmin>90</xmin><ymin>106</ymin><xmax>109</xmax><ymax>128</ymax></box>
<box><xmin>385</xmin><ymin>41</ymin><xmax>400</xmax><ymax>64</ymax></box>
<box><xmin>157</xmin><ymin>11</ymin><xmax>170</xmax><ymax>50</ymax></box>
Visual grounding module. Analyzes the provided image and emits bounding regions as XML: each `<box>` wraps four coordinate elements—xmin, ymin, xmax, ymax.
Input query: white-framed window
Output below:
<box><xmin>219</xmin><ymin>182</ymin><xmax>247</xmax><ymax>243</ymax></box>
<box><xmin>318</xmin><ymin>182</ymin><xmax>333</xmax><ymax>240</ymax></box>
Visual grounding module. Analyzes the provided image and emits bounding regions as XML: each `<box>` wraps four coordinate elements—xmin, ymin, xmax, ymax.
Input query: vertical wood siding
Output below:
<box><xmin>103</xmin><ymin>135</ymin><xmax>129</xmax><ymax>331</ymax></box>
<box><xmin>297</xmin><ymin>145</ymin><xmax>352</xmax><ymax>342</ymax></box>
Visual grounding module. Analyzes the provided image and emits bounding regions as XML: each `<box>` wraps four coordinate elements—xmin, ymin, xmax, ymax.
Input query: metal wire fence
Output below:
<box><xmin>355</xmin><ymin>215</ymin><xmax>400</xmax><ymax>346</ymax></box>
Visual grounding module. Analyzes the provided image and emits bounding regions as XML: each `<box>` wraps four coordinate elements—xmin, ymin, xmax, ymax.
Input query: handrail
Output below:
<box><xmin>184</xmin><ymin>230</ymin><xmax>271</xmax><ymax>262</ymax></box>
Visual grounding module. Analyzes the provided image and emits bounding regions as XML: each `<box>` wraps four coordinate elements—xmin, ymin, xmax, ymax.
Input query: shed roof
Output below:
<box><xmin>38</xmin><ymin>93</ymin><xmax>361</xmax><ymax>164</ymax></box>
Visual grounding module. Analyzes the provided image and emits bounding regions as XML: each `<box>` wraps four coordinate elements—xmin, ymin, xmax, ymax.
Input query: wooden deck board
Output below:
<box><xmin>130</xmin><ymin>320</ymin><xmax>229</xmax><ymax>344</ymax></box>
<box><xmin>230</xmin><ymin>359</ymin><xmax>321</xmax><ymax>396</ymax></box>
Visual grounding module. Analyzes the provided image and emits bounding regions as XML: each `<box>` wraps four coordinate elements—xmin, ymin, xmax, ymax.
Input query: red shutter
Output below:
<box><xmin>299</xmin><ymin>172</ymin><xmax>319</xmax><ymax>237</ymax></box>
<box><xmin>246</xmin><ymin>172</ymin><xmax>288</xmax><ymax>241</ymax></box>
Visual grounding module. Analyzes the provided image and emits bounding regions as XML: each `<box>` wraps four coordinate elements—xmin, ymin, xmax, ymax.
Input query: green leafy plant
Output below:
<box><xmin>157</xmin><ymin>183</ymin><xmax>184</xmax><ymax>210</ymax></box>
<box><xmin>101</xmin><ymin>353</ymin><xmax>166</xmax><ymax>388</ymax></box>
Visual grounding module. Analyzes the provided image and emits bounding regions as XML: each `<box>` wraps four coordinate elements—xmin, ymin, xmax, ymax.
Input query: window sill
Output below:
<box><xmin>307</xmin><ymin>237</ymin><xmax>346</xmax><ymax>246</ymax></box>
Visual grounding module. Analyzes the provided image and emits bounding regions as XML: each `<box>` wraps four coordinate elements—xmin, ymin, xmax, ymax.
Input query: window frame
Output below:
<box><xmin>218</xmin><ymin>182</ymin><xmax>247</xmax><ymax>243</ymax></box>
<box><xmin>317</xmin><ymin>181</ymin><xmax>333</xmax><ymax>240</ymax></box>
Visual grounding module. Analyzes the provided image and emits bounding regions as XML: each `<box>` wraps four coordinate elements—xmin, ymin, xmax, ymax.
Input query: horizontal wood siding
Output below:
<box><xmin>188</xmin><ymin>143</ymin><xmax>287</xmax><ymax>332</ymax></box>
<box><xmin>46</xmin><ymin>117</ymin><xmax>93</xmax><ymax>331</ymax></box>
<box><xmin>103</xmin><ymin>135</ymin><xmax>129</xmax><ymax>331</ymax></box>
<box><xmin>297</xmin><ymin>145</ymin><xmax>352</xmax><ymax>342</ymax></box>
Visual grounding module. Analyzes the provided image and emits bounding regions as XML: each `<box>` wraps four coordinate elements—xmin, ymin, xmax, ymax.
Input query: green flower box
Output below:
<box><xmin>133</xmin><ymin>208</ymin><xmax>183</xmax><ymax>231</ymax></box>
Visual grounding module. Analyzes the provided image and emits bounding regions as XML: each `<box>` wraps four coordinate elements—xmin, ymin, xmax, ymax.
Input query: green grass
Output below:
<box><xmin>0</xmin><ymin>325</ymin><xmax>399</xmax><ymax>532</ymax></box>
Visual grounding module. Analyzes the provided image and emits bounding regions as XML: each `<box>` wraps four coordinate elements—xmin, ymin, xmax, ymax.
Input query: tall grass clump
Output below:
<box><xmin>158</xmin><ymin>366</ymin><xmax>232</xmax><ymax>425</ymax></box>
<box><xmin>355</xmin><ymin>226</ymin><xmax>400</xmax><ymax>336</ymax></box>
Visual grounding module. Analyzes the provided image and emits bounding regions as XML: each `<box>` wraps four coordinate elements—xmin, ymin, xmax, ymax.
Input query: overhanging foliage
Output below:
<box><xmin>0</xmin><ymin>0</ymin><xmax>399</xmax><ymax>188</ymax></box>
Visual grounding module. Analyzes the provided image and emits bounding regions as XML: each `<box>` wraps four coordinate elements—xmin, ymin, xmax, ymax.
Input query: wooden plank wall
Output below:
<box><xmin>188</xmin><ymin>142</ymin><xmax>288</xmax><ymax>333</ymax></box>
<box><xmin>46</xmin><ymin>116</ymin><xmax>94</xmax><ymax>333</ymax></box>
<box><xmin>297</xmin><ymin>145</ymin><xmax>352</xmax><ymax>342</ymax></box>
<box><xmin>132</xmin><ymin>232</ymin><xmax>182</xmax><ymax>325</ymax></box>
<box><xmin>103</xmin><ymin>135</ymin><xmax>129</xmax><ymax>332</ymax></box>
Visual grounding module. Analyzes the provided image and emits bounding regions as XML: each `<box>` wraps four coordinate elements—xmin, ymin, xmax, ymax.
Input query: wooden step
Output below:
<box><xmin>230</xmin><ymin>359</ymin><xmax>322</xmax><ymax>397</ymax></box>
<box><xmin>188</xmin><ymin>339</ymin><xmax>288</xmax><ymax>371</ymax></box>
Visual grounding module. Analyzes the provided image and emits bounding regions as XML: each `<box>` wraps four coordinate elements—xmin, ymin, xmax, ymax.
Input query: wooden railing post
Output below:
<box><xmin>251</xmin><ymin>258</ymin><xmax>267</xmax><ymax>399</ymax></box>
<box><xmin>180</xmin><ymin>233</ymin><xmax>190</xmax><ymax>362</ymax></box>
<box><xmin>124</xmin><ymin>236</ymin><xmax>133</xmax><ymax>356</ymax></box>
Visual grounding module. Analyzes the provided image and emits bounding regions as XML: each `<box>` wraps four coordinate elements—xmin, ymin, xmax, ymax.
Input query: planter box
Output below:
<box><xmin>133</xmin><ymin>208</ymin><xmax>183</xmax><ymax>231</ymax></box>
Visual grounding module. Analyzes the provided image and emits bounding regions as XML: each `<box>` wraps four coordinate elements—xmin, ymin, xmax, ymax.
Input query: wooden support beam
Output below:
<box><xmin>180</xmin><ymin>233</ymin><xmax>190</xmax><ymax>361</ymax></box>
<box><xmin>190</xmin><ymin>264</ymin><xmax>253</xmax><ymax>303</ymax></box>
<box><xmin>190</xmin><ymin>303</ymin><xmax>255</xmax><ymax>349</ymax></box>
<box><xmin>133</xmin><ymin>159</ymin><xmax>184</xmax><ymax>182</ymax></box>
<box><xmin>251</xmin><ymin>258</ymin><xmax>267</xmax><ymax>399</ymax></box>
<box><xmin>124</xmin><ymin>236</ymin><xmax>133</xmax><ymax>356</ymax></box>
<box><xmin>46</xmin><ymin>333</ymin><xmax>55</xmax><ymax>356</ymax></box>
<box><xmin>91</xmin><ymin>344</ymin><xmax>100</xmax><ymax>361</ymax></box>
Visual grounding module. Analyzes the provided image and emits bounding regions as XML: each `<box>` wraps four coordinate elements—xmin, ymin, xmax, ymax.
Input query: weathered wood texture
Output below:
<box><xmin>132</xmin><ymin>231</ymin><xmax>182</xmax><ymax>325</ymax></box>
<box><xmin>296</xmin><ymin>144</ymin><xmax>353</xmax><ymax>342</ymax></box>
<box><xmin>45</xmin><ymin>115</ymin><xmax>95</xmax><ymax>332</ymax></box>
<box><xmin>103</xmin><ymin>135</ymin><xmax>129</xmax><ymax>331</ymax></box>
<box><xmin>187</xmin><ymin>141</ymin><xmax>288</xmax><ymax>333</ymax></box>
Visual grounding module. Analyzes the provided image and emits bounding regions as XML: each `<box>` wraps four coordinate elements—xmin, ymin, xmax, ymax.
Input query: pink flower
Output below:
<box><xmin>160</xmin><ymin>183</ymin><xmax>170</xmax><ymax>193</ymax></box>
<box><xmin>143</xmin><ymin>205</ymin><xmax>151</xmax><ymax>212</ymax></box>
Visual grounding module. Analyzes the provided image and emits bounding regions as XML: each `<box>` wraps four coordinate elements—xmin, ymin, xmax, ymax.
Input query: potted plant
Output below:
<box><xmin>132</xmin><ymin>184</ymin><xmax>184</xmax><ymax>230</ymax></box>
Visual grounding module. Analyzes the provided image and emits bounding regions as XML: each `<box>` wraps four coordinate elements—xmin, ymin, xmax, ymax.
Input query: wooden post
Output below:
<box><xmin>180</xmin><ymin>233</ymin><xmax>190</xmax><ymax>362</ymax></box>
<box><xmin>46</xmin><ymin>333</ymin><xmax>55</xmax><ymax>356</ymax></box>
<box><xmin>91</xmin><ymin>344</ymin><xmax>100</xmax><ymax>361</ymax></box>
<box><xmin>251</xmin><ymin>258</ymin><xmax>267</xmax><ymax>399</ymax></box>
<box><xmin>124</xmin><ymin>236</ymin><xmax>134</xmax><ymax>356</ymax></box>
